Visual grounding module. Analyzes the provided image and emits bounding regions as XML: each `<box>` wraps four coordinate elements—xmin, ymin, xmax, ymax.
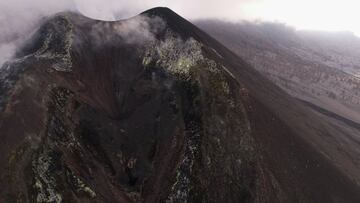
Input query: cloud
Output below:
<box><xmin>0</xmin><ymin>0</ymin><xmax>359</xmax><ymax>68</ymax></box>
<box><xmin>0</xmin><ymin>43</ymin><xmax>16</xmax><ymax>66</ymax></box>
<box><xmin>88</xmin><ymin>15</ymin><xmax>166</xmax><ymax>46</ymax></box>
<box><xmin>74</xmin><ymin>0</ymin><xmax>360</xmax><ymax>36</ymax></box>
<box><xmin>0</xmin><ymin>0</ymin><xmax>75</xmax><ymax>67</ymax></box>
<box><xmin>0</xmin><ymin>0</ymin><xmax>173</xmax><ymax>67</ymax></box>
<box><xmin>74</xmin><ymin>0</ymin><xmax>258</xmax><ymax>20</ymax></box>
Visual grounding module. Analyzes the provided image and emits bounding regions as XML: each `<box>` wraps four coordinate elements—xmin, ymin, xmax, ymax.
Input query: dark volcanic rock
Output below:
<box><xmin>0</xmin><ymin>7</ymin><xmax>360</xmax><ymax>203</ymax></box>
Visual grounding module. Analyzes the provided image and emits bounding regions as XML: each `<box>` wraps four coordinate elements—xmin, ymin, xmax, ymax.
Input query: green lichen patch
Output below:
<box><xmin>66</xmin><ymin>169</ymin><xmax>96</xmax><ymax>198</ymax></box>
<box><xmin>46</xmin><ymin>87</ymin><xmax>80</xmax><ymax>147</ymax></box>
<box><xmin>28</xmin><ymin>86</ymin><xmax>98</xmax><ymax>203</ymax></box>
<box><xmin>35</xmin><ymin>14</ymin><xmax>74</xmax><ymax>72</ymax></box>
<box><xmin>166</xmin><ymin>81</ymin><xmax>203</xmax><ymax>203</ymax></box>
<box><xmin>142</xmin><ymin>32</ymin><xmax>255</xmax><ymax>202</ymax></box>
<box><xmin>32</xmin><ymin>150</ymin><xmax>63</xmax><ymax>203</ymax></box>
<box><xmin>142</xmin><ymin>32</ymin><xmax>203</xmax><ymax>81</ymax></box>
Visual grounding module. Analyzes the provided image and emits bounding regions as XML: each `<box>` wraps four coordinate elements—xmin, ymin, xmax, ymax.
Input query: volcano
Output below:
<box><xmin>0</xmin><ymin>7</ymin><xmax>360</xmax><ymax>203</ymax></box>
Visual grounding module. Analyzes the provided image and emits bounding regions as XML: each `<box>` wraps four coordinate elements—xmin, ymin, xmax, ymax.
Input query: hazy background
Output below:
<box><xmin>76</xmin><ymin>0</ymin><xmax>360</xmax><ymax>36</ymax></box>
<box><xmin>0</xmin><ymin>0</ymin><xmax>359</xmax><ymax>66</ymax></box>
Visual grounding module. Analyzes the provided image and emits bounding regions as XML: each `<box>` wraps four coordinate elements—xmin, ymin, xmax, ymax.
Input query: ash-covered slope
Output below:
<box><xmin>195</xmin><ymin>20</ymin><xmax>360</xmax><ymax>123</ymax></box>
<box><xmin>0</xmin><ymin>7</ymin><xmax>360</xmax><ymax>203</ymax></box>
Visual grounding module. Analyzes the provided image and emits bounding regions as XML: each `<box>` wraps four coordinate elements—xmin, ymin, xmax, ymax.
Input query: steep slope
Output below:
<box><xmin>0</xmin><ymin>7</ymin><xmax>360</xmax><ymax>203</ymax></box>
<box><xmin>196</xmin><ymin>20</ymin><xmax>360</xmax><ymax>123</ymax></box>
<box><xmin>196</xmin><ymin>22</ymin><xmax>360</xmax><ymax>191</ymax></box>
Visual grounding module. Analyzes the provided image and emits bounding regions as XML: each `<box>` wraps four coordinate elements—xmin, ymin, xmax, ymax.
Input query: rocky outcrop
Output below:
<box><xmin>1</xmin><ymin>7</ymin><xmax>360</xmax><ymax>203</ymax></box>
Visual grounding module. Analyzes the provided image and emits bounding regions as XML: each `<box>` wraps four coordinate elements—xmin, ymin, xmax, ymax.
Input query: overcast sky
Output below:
<box><xmin>1</xmin><ymin>0</ymin><xmax>358</xmax><ymax>34</ymax></box>
<box><xmin>74</xmin><ymin>0</ymin><xmax>360</xmax><ymax>36</ymax></box>
<box><xmin>0</xmin><ymin>0</ymin><xmax>359</xmax><ymax>66</ymax></box>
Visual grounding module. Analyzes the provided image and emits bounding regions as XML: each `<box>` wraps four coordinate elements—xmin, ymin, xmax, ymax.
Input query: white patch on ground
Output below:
<box><xmin>142</xmin><ymin>32</ymin><xmax>204</xmax><ymax>79</ymax></box>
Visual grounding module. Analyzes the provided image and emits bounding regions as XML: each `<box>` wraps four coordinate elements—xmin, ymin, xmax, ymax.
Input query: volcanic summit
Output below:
<box><xmin>0</xmin><ymin>7</ymin><xmax>359</xmax><ymax>203</ymax></box>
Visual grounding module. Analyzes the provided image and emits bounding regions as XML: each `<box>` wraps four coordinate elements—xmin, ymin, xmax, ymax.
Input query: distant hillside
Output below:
<box><xmin>196</xmin><ymin>20</ymin><xmax>360</xmax><ymax>124</ymax></box>
<box><xmin>1</xmin><ymin>8</ymin><xmax>360</xmax><ymax>202</ymax></box>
